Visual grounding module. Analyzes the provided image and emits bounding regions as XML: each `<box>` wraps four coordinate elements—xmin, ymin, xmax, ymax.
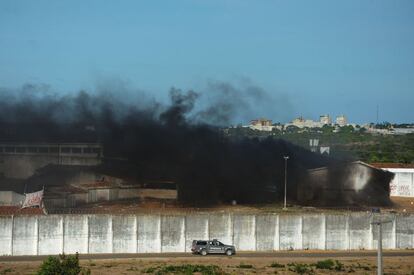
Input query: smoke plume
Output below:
<box><xmin>0</xmin><ymin>82</ymin><xmax>391</xmax><ymax>206</ymax></box>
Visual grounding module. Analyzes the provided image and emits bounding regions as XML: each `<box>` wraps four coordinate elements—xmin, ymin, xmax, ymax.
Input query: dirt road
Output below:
<box><xmin>1</xmin><ymin>250</ymin><xmax>414</xmax><ymax>262</ymax></box>
<box><xmin>1</xmin><ymin>251</ymin><xmax>413</xmax><ymax>274</ymax></box>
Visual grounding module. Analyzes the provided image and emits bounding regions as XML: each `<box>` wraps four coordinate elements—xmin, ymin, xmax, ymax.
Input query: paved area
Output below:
<box><xmin>1</xmin><ymin>250</ymin><xmax>413</xmax><ymax>262</ymax></box>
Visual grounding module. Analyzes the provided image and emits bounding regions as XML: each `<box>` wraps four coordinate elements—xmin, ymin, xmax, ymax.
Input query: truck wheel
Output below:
<box><xmin>225</xmin><ymin>249</ymin><xmax>233</xmax><ymax>256</ymax></box>
<box><xmin>200</xmin><ymin>249</ymin><xmax>207</xmax><ymax>256</ymax></box>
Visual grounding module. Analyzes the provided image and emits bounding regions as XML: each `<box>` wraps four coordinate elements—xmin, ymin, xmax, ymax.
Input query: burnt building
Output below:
<box><xmin>297</xmin><ymin>161</ymin><xmax>394</xmax><ymax>206</ymax></box>
<box><xmin>0</xmin><ymin>143</ymin><xmax>102</xmax><ymax>179</ymax></box>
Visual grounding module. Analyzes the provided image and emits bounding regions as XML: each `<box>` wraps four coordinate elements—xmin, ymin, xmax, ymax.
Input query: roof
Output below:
<box><xmin>307</xmin><ymin>160</ymin><xmax>383</xmax><ymax>172</ymax></box>
<box><xmin>0</xmin><ymin>206</ymin><xmax>45</xmax><ymax>216</ymax></box>
<box><xmin>370</xmin><ymin>162</ymin><xmax>414</xmax><ymax>169</ymax></box>
<box><xmin>24</xmin><ymin>164</ymin><xmax>98</xmax><ymax>192</ymax></box>
<box><xmin>0</xmin><ymin>178</ymin><xmax>26</xmax><ymax>193</ymax></box>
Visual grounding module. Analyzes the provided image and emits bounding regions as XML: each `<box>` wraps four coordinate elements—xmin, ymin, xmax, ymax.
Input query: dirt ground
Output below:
<box><xmin>1</xmin><ymin>254</ymin><xmax>413</xmax><ymax>275</ymax></box>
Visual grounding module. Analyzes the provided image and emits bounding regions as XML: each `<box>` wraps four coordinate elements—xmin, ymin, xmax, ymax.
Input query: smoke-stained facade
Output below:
<box><xmin>299</xmin><ymin>161</ymin><xmax>394</xmax><ymax>206</ymax></box>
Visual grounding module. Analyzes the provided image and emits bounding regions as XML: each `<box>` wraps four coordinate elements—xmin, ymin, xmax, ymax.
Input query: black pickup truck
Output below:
<box><xmin>191</xmin><ymin>239</ymin><xmax>236</xmax><ymax>256</ymax></box>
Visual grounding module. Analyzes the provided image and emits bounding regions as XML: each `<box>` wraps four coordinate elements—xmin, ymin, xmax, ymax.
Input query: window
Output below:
<box><xmin>16</xmin><ymin>147</ymin><xmax>26</xmax><ymax>153</ymax></box>
<box><xmin>28</xmin><ymin>147</ymin><xmax>37</xmax><ymax>153</ymax></box>
<box><xmin>92</xmin><ymin>148</ymin><xmax>101</xmax><ymax>154</ymax></box>
<box><xmin>61</xmin><ymin>147</ymin><xmax>70</xmax><ymax>153</ymax></box>
<box><xmin>71</xmin><ymin>147</ymin><xmax>82</xmax><ymax>154</ymax></box>
<box><xmin>49</xmin><ymin>147</ymin><xmax>59</xmax><ymax>153</ymax></box>
<box><xmin>83</xmin><ymin>148</ymin><xmax>93</xmax><ymax>154</ymax></box>
<box><xmin>38</xmin><ymin>147</ymin><xmax>48</xmax><ymax>153</ymax></box>
<box><xmin>5</xmin><ymin>147</ymin><xmax>15</xmax><ymax>153</ymax></box>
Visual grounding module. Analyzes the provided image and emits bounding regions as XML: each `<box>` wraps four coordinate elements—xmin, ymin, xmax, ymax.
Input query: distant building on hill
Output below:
<box><xmin>289</xmin><ymin>116</ymin><xmax>322</xmax><ymax>128</ymax></box>
<box><xmin>249</xmin><ymin>118</ymin><xmax>275</xmax><ymax>131</ymax></box>
<box><xmin>319</xmin><ymin>114</ymin><xmax>331</xmax><ymax>125</ymax></box>
<box><xmin>336</xmin><ymin>115</ymin><xmax>348</xmax><ymax>126</ymax></box>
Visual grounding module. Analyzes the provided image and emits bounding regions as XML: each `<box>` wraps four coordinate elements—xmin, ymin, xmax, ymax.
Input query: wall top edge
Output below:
<box><xmin>1</xmin><ymin>212</ymin><xmax>413</xmax><ymax>219</ymax></box>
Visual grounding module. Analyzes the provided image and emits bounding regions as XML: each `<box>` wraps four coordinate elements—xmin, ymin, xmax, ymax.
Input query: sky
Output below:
<box><xmin>1</xmin><ymin>0</ymin><xmax>413</xmax><ymax>124</ymax></box>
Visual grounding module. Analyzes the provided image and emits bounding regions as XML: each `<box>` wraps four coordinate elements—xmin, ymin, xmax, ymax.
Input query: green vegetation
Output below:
<box><xmin>287</xmin><ymin>263</ymin><xmax>314</xmax><ymax>275</ymax></box>
<box><xmin>0</xmin><ymin>268</ymin><xmax>13</xmax><ymax>275</ymax></box>
<box><xmin>314</xmin><ymin>259</ymin><xmax>344</xmax><ymax>271</ymax></box>
<box><xmin>352</xmin><ymin>263</ymin><xmax>371</xmax><ymax>271</ymax></box>
<box><xmin>225</xmin><ymin>126</ymin><xmax>414</xmax><ymax>163</ymax></box>
<box><xmin>142</xmin><ymin>264</ymin><xmax>228</xmax><ymax>275</ymax></box>
<box><xmin>37</xmin><ymin>253</ymin><xmax>90</xmax><ymax>275</ymax></box>
<box><xmin>269</xmin><ymin>262</ymin><xmax>285</xmax><ymax>268</ymax></box>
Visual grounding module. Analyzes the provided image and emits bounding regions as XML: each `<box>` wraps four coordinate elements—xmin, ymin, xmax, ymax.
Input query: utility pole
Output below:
<box><xmin>371</xmin><ymin>212</ymin><xmax>392</xmax><ymax>275</ymax></box>
<box><xmin>283</xmin><ymin>156</ymin><xmax>289</xmax><ymax>210</ymax></box>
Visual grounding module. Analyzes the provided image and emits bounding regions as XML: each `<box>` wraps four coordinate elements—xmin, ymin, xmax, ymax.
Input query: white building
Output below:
<box><xmin>249</xmin><ymin>118</ymin><xmax>276</xmax><ymax>131</ymax></box>
<box><xmin>336</xmin><ymin>115</ymin><xmax>348</xmax><ymax>127</ymax></box>
<box><xmin>319</xmin><ymin>115</ymin><xmax>332</xmax><ymax>125</ymax></box>
<box><xmin>289</xmin><ymin>117</ymin><xmax>323</xmax><ymax>128</ymax></box>
<box><xmin>372</xmin><ymin>163</ymin><xmax>414</xmax><ymax>197</ymax></box>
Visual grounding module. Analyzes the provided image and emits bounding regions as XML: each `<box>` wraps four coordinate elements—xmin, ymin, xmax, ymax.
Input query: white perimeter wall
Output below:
<box><xmin>0</xmin><ymin>213</ymin><xmax>413</xmax><ymax>256</ymax></box>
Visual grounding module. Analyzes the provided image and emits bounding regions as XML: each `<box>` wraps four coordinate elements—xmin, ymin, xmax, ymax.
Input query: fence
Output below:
<box><xmin>0</xmin><ymin>212</ymin><xmax>413</xmax><ymax>256</ymax></box>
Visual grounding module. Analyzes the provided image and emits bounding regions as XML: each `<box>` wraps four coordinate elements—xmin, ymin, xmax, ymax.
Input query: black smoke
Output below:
<box><xmin>0</xmin><ymin>83</ymin><xmax>391</xmax><ymax>206</ymax></box>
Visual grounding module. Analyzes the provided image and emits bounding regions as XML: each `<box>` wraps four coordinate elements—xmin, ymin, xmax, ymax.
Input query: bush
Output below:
<box><xmin>37</xmin><ymin>253</ymin><xmax>89</xmax><ymax>275</ymax></box>
<box><xmin>0</xmin><ymin>268</ymin><xmax>14</xmax><ymax>274</ymax></box>
<box><xmin>334</xmin><ymin>260</ymin><xmax>344</xmax><ymax>271</ymax></box>
<box><xmin>270</xmin><ymin>262</ymin><xmax>285</xmax><ymax>268</ymax></box>
<box><xmin>314</xmin><ymin>259</ymin><xmax>344</xmax><ymax>271</ymax></box>
<box><xmin>315</xmin><ymin>259</ymin><xmax>335</xmax><ymax>269</ymax></box>
<box><xmin>287</xmin><ymin>263</ymin><xmax>314</xmax><ymax>275</ymax></box>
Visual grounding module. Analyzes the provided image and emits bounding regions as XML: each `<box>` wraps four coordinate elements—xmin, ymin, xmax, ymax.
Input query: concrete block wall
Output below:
<box><xmin>0</xmin><ymin>213</ymin><xmax>413</xmax><ymax>256</ymax></box>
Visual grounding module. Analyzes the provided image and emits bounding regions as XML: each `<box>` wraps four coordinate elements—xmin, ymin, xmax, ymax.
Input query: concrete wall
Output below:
<box><xmin>185</xmin><ymin>215</ymin><xmax>208</xmax><ymax>252</ymax></box>
<box><xmin>279</xmin><ymin>215</ymin><xmax>302</xmax><ymax>250</ymax></box>
<box><xmin>256</xmin><ymin>215</ymin><xmax>278</xmax><ymax>251</ymax></box>
<box><xmin>0</xmin><ymin>213</ymin><xmax>413</xmax><ymax>256</ymax></box>
<box><xmin>325</xmin><ymin>215</ymin><xmax>349</xmax><ymax>250</ymax></box>
<box><xmin>63</xmin><ymin>215</ymin><xmax>88</xmax><ymax>254</ymax></box>
<box><xmin>0</xmin><ymin>216</ymin><xmax>12</xmax><ymax>255</ymax></box>
<box><xmin>0</xmin><ymin>191</ymin><xmax>24</xmax><ymax>206</ymax></box>
<box><xmin>137</xmin><ymin>215</ymin><xmax>161</xmax><ymax>253</ymax></box>
<box><xmin>349</xmin><ymin>213</ymin><xmax>372</xmax><ymax>250</ymax></box>
<box><xmin>161</xmin><ymin>216</ymin><xmax>185</xmax><ymax>252</ymax></box>
<box><xmin>385</xmin><ymin>168</ymin><xmax>414</xmax><ymax>197</ymax></box>
<box><xmin>38</xmin><ymin>216</ymin><xmax>63</xmax><ymax>255</ymax></box>
<box><xmin>302</xmin><ymin>214</ymin><xmax>325</xmax><ymax>250</ymax></box>
<box><xmin>113</xmin><ymin>215</ymin><xmax>136</xmax><ymax>253</ymax></box>
<box><xmin>233</xmin><ymin>215</ymin><xmax>256</xmax><ymax>251</ymax></box>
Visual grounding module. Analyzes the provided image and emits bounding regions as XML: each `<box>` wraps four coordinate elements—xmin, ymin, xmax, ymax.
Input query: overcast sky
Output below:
<box><xmin>1</xmin><ymin>0</ymin><xmax>413</xmax><ymax>124</ymax></box>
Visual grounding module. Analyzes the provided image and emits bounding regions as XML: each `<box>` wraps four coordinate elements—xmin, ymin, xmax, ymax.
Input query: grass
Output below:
<box><xmin>314</xmin><ymin>259</ymin><xmax>344</xmax><ymax>271</ymax></box>
<box><xmin>353</xmin><ymin>263</ymin><xmax>371</xmax><ymax>271</ymax></box>
<box><xmin>287</xmin><ymin>263</ymin><xmax>314</xmax><ymax>275</ymax></box>
<box><xmin>269</xmin><ymin>262</ymin><xmax>285</xmax><ymax>268</ymax></box>
<box><xmin>0</xmin><ymin>268</ymin><xmax>13</xmax><ymax>275</ymax></box>
<box><xmin>236</xmin><ymin>263</ymin><xmax>254</xmax><ymax>269</ymax></box>
<box><xmin>142</xmin><ymin>264</ymin><xmax>228</xmax><ymax>275</ymax></box>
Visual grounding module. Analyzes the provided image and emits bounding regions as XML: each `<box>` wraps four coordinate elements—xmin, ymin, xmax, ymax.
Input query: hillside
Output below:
<box><xmin>225</xmin><ymin>127</ymin><xmax>414</xmax><ymax>163</ymax></box>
